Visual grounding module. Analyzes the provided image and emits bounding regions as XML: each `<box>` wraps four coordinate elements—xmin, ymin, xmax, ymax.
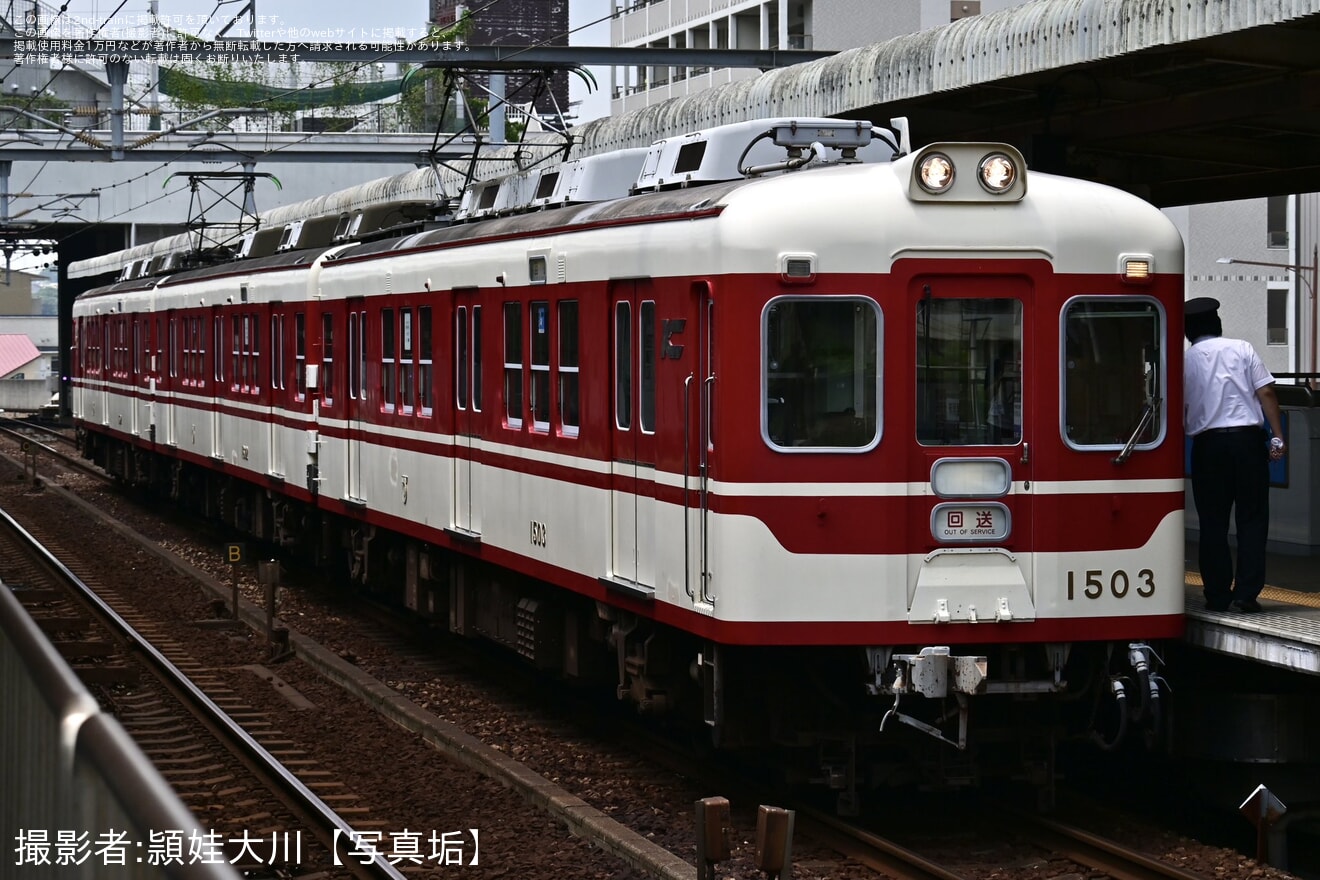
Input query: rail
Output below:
<box><xmin>0</xmin><ymin>507</ymin><xmax>407</xmax><ymax>880</ymax></box>
<box><xmin>0</xmin><ymin>529</ymin><xmax>241</xmax><ymax>880</ymax></box>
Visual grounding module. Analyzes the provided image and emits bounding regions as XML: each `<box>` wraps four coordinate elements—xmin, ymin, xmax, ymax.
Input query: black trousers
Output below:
<box><xmin>1190</xmin><ymin>427</ymin><xmax>1270</xmax><ymax>605</ymax></box>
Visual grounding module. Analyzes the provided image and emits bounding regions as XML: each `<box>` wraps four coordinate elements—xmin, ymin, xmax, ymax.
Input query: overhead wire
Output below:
<box><xmin>23</xmin><ymin>0</ymin><xmax>620</xmax><ymax>250</ymax></box>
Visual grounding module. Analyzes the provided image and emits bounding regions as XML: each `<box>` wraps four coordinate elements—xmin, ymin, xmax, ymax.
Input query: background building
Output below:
<box><xmin>430</xmin><ymin>0</ymin><xmax>572</xmax><ymax>124</ymax></box>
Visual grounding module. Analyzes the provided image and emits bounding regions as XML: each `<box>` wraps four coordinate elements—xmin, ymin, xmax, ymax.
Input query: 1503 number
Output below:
<box><xmin>1066</xmin><ymin>569</ymin><xmax>1155</xmax><ymax>600</ymax></box>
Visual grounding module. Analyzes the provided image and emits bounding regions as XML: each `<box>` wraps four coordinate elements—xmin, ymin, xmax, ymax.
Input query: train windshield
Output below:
<box><xmin>916</xmin><ymin>299</ymin><xmax>1022</xmax><ymax>446</ymax></box>
<box><xmin>763</xmin><ymin>297</ymin><xmax>880</xmax><ymax>450</ymax></box>
<box><xmin>1063</xmin><ymin>298</ymin><xmax>1163</xmax><ymax>447</ymax></box>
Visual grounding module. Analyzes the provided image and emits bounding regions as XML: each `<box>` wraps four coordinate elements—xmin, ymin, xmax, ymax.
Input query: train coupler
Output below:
<box><xmin>881</xmin><ymin>646</ymin><xmax>988</xmax><ymax>698</ymax></box>
<box><xmin>874</xmin><ymin>647</ymin><xmax>987</xmax><ymax>750</ymax></box>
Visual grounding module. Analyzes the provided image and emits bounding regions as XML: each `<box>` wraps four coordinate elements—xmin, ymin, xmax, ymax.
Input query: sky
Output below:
<box><xmin>68</xmin><ymin>0</ymin><xmax>614</xmax><ymax>121</ymax></box>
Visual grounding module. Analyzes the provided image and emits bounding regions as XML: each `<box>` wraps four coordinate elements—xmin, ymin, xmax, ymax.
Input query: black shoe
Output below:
<box><xmin>1233</xmin><ymin>599</ymin><xmax>1263</xmax><ymax>613</ymax></box>
<box><xmin>1205</xmin><ymin>599</ymin><xmax>1231</xmax><ymax>612</ymax></box>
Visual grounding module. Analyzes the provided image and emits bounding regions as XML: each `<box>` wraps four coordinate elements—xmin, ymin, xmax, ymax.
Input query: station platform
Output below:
<box><xmin>1183</xmin><ymin>541</ymin><xmax>1320</xmax><ymax>676</ymax></box>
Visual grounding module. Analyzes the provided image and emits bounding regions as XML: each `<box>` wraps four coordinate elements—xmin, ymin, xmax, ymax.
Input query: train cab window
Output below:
<box><xmin>530</xmin><ymin>301</ymin><xmax>551</xmax><ymax>431</ymax></box>
<box><xmin>1062</xmin><ymin>298</ymin><xmax>1163</xmax><ymax>448</ymax></box>
<box><xmin>764</xmin><ymin>297</ymin><xmax>880</xmax><ymax>451</ymax></box>
<box><xmin>559</xmin><ymin>300</ymin><xmax>579</xmax><ymax>435</ymax></box>
<box><xmin>503</xmin><ymin>302</ymin><xmax>523</xmax><ymax>428</ymax></box>
<box><xmin>916</xmin><ymin>298</ymin><xmax>1021</xmax><ymax>446</ymax></box>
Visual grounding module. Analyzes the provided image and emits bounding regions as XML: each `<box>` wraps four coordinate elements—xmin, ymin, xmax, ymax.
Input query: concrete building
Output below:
<box><xmin>430</xmin><ymin>0</ymin><xmax>571</xmax><ymax>122</ymax></box>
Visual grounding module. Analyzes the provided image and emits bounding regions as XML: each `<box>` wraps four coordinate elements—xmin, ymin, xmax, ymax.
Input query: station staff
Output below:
<box><xmin>1183</xmin><ymin>297</ymin><xmax>1286</xmax><ymax>613</ymax></box>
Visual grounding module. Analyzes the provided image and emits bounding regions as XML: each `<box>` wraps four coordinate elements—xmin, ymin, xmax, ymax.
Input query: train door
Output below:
<box><xmin>910</xmin><ymin>276</ymin><xmax>1035</xmax><ymax>622</ymax></box>
<box><xmin>684</xmin><ymin>282</ymin><xmax>716</xmax><ymax>606</ymax></box>
<box><xmin>139</xmin><ymin>314</ymin><xmax>156</xmax><ymax>443</ymax></box>
<box><xmin>451</xmin><ymin>291</ymin><xmax>482</xmax><ymax>538</ymax></box>
<box><xmin>345</xmin><ymin>299</ymin><xmax>367</xmax><ymax>503</ymax></box>
<box><xmin>608</xmin><ymin>280</ymin><xmax>658</xmax><ymax>594</ymax></box>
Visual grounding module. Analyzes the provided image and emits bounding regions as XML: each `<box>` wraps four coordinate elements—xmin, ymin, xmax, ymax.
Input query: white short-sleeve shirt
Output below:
<box><xmin>1183</xmin><ymin>336</ymin><xmax>1275</xmax><ymax>436</ymax></box>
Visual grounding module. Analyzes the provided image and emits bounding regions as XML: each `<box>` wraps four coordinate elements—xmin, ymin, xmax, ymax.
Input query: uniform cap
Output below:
<box><xmin>1185</xmin><ymin>297</ymin><xmax>1220</xmax><ymax>316</ymax></box>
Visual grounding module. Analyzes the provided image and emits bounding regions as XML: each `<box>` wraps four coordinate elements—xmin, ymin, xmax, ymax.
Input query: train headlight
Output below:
<box><xmin>917</xmin><ymin>152</ymin><xmax>955</xmax><ymax>194</ymax></box>
<box><xmin>978</xmin><ymin>152</ymin><xmax>1017</xmax><ymax>194</ymax></box>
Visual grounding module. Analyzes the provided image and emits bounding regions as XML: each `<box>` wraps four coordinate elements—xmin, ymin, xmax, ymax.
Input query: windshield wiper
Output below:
<box><xmin>1112</xmin><ymin>398</ymin><xmax>1159</xmax><ymax>465</ymax></box>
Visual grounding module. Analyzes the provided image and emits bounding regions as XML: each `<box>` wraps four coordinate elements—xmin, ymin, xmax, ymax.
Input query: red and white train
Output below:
<box><xmin>72</xmin><ymin>118</ymin><xmax>1185</xmax><ymax>803</ymax></box>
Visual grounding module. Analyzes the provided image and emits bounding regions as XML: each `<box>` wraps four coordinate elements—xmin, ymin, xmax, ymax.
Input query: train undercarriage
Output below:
<box><xmin>83</xmin><ymin>431</ymin><xmax>1170</xmax><ymax>811</ymax></box>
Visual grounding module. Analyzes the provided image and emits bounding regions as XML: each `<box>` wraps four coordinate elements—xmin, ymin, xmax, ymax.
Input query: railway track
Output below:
<box><xmin>0</xmin><ymin>507</ymin><xmax>405</xmax><ymax>878</ymax></box>
<box><xmin>0</xmin><ymin>419</ymin><xmax>111</xmax><ymax>484</ymax></box>
<box><xmin>0</xmin><ymin>432</ymin><xmax>1286</xmax><ymax>880</ymax></box>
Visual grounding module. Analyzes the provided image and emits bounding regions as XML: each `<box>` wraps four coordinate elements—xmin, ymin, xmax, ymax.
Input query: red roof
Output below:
<box><xmin>0</xmin><ymin>334</ymin><xmax>40</xmax><ymax>377</ymax></box>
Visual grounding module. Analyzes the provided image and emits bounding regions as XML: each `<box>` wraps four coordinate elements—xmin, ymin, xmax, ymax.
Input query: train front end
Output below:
<box><xmin>706</xmin><ymin>137</ymin><xmax>1185</xmax><ymax>793</ymax></box>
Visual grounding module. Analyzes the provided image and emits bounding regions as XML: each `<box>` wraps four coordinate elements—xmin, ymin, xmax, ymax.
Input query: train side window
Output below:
<box><xmin>457</xmin><ymin>307</ymin><xmax>469</xmax><ymax>410</ymax></box>
<box><xmin>295</xmin><ymin>313</ymin><xmax>307</xmax><ymax>401</ymax></box>
<box><xmin>211</xmin><ymin>315</ymin><xmax>220</xmax><ymax>384</ymax></box>
<box><xmin>503</xmin><ymin>301</ymin><xmax>523</xmax><ymax>428</ymax></box>
<box><xmin>168</xmin><ymin>316</ymin><xmax>179</xmax><ymax>379</ymax></box>
<box><xmin>321</xmin><ymin>313</ymin><xmax>335</xmax><ymax>406</ymax></box>
<box><xmin>380</xmin><ymin>308</ymin><xmax>395</xmax><ymax>410</ymax></box>
<box><xmin>472</xmin><ymin>305</ymin><xmax>483</xmax><ymax>411</ymax></box>
<box><xmin>133</xmin><ymin>320</ymin><xmax>141</xmax><ymax>377</ymax></box>
<box><xmin>401</xmin><ymin>307</ymin><xmax>416</xmax><ymax>414</ymax></box>
<box><xmin>916</xmin><ymin>298</ymin><xmax>1020</xmax><ymax>447</ymax></box>
<box><xmin>419</xmin><ymin>306</ymin><xmax>434</xmax><ymax>415</ymax></box>
<box><xmin>351</xmin><ymin>310</ymin><xmax>366</xmax><ymax>403</ymax></box>
<box><xmin>1062</xmin><ymin>298</ymin><xmax>1163</xmax><ymax>449</ymax></box>
<box><xmin>248</xmin><ymin>314</ymin><xmax>260</xmax><ymax>394</ymax></box>
<box><xmin>559</xmin><ymin>300</ymin><xmax>579</xmax><ymax>436</ymax></box>
<box><xmin>230</xmin><ymin>316</ymin><xmax>241</xmax><ymax>391</ymax></box>
<box><xmin>271</xmin><ymin>314</ymin><xmax>284</xmax><ymax>392</ymax></box>
<box><xmin>640</xmin><ymin>301</ymin><xmax>656</xmax><ymax>434</ymax></box>
<box><xmin>530</xmin><ymin>300</ymin><xmax>551</xmax><ymax>431</ymax></box>
<box><xmin>184</xmin><ymin>318</ymin><xmax>191</xmax><ymax>384</ymax></box>
<box><xmin>615</xmin><ymin>301</ymin><xmax>632</xmax><ymax>430</ymax></box>
<box><xmin>180</xmin><ymin>318</ymin><xmax>190</xmax><ymax>385</ymax></box>
<box><xmin>764</xmin><ymin>297</ymin><xmax>880</xmax><ymax>451</ymax></box>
